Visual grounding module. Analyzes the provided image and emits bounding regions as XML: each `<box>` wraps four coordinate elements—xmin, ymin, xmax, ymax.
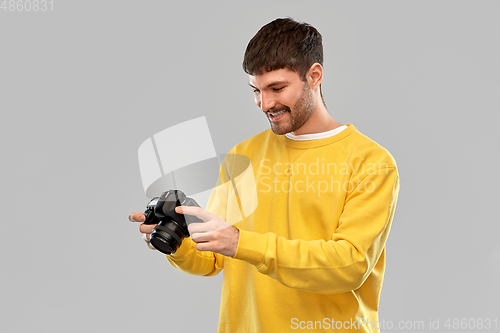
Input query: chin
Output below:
<box><xmin>270</xmin><ymin>125</ymin><xmax>289</xmax><ymax>135</ymax></box>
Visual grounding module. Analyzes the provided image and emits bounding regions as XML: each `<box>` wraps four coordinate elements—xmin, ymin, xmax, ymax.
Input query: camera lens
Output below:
<box><xmin>150</xmin><ymin>218</ymin><xmax>186</xmax><ymax>254</ymax></box>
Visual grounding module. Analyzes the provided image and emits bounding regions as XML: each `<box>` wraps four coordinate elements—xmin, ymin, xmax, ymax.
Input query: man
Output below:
<box><xmin>130</xmin><ymin>18</ymin><xmax>400</xmax><ymax>332</ymax></box>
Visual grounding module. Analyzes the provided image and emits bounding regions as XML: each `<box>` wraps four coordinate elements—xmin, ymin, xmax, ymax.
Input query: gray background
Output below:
<box><xmin>1</xmin><ymin>1</ymin><xmax>499</xmax><ymax>332</ymax></box>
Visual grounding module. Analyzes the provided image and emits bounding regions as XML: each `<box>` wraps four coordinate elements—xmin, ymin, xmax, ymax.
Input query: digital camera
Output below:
<box><xmin>142</xmin><ymin>190</ymin><xmax>202</xmax><ymax>254</ymax></box>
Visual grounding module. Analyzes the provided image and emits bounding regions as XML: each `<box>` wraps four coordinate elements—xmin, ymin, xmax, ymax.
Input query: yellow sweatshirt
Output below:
<box><xmin>167</xmin><ymin>124</ymin><xmax>400</xmax><ymax>332</ymax></box>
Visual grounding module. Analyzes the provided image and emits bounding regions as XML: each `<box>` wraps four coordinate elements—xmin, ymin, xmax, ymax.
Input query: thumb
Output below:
<box><xmin>128</xmin><ymin>212</ymin><xmax>146</xmax><ymax>222</ymax></box>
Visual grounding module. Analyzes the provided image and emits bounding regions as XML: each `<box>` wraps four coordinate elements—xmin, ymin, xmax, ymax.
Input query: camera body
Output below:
<box><xmin>143</xmin><ymin>190</ymin><xmax>202</xmax><ymax>254</ymax></box>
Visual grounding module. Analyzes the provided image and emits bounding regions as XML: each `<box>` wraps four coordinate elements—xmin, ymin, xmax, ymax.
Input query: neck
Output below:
<box><xmin>291</xmin><ymin>103</ymin><xmax>342</xmax><ymax>136</ymax></box>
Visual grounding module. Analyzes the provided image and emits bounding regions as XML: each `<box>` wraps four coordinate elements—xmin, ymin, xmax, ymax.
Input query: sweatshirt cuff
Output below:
<box><xmin>233</xmin><ymin>229</ymin><xmax>268</xmax><ymax>266</ymax></box>
<box><xmin>166</xmin><ymin>237</ymin><xmax>196</xmax><ymax>259</ymax></box>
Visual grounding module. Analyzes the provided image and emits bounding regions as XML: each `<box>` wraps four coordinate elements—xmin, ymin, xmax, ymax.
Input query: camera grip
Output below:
<box><xmin>143</xmin><ymin>197</ymin><xmax>160</xmax><ymax>225</ymax></box>
<box><xmin>143</xmin><ymin>207</ymin><xmax>160</xmax><ymax>225</ymax></box>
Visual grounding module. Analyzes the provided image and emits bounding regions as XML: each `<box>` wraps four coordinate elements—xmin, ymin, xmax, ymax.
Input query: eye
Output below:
<box><xmin>253</xmin><ymin>89</ymin><xmax>259</xmax><ymax>93</ymax></box>
<box><xmin>273</xmin><ymin>87</ymin><xmax>285</xmax><ymax>92</ymax></box>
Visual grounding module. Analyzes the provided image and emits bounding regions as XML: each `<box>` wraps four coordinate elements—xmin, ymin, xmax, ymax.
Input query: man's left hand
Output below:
<box><xmin>175</xmin><ymin>206</ymin><xmax>240</xmax><ymax>257</ymax></box>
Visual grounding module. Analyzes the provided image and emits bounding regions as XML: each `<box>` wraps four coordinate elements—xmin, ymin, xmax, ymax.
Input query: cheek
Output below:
<box><xmin>281</xmin><ymin>93</ymin><xmax>297</xmax><ymax>109</ymax></box>
<box><xmin>254</xmin><ymin>95</ymin><xmax>261</xmax><ymax>107</ymax></box>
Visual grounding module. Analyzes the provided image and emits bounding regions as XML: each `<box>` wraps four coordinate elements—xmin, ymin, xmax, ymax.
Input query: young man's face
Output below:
<box><xmin>249</xmin><ymin>68</ymin><xmax>314</xmax><ymax>135</ymax></box>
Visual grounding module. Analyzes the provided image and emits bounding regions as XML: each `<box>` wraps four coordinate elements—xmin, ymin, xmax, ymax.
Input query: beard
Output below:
<box><xmin>268</xmin><ymin>84</ymin><xmax>315</xmax><ymax>135</ymax></box>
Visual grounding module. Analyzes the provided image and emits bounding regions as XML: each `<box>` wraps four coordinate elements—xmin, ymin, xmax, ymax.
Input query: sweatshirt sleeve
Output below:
<box><xmin>232</xmin><ymin>166</ymin><xmax>400</xmax><ymax>294</ymax></box>
<box><xmin>166</xmin><ymin>237</ymin><xmax>224</xmax><ymax>277</ymax></box>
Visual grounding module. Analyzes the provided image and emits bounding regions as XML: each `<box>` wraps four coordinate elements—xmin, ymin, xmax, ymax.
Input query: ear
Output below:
<box><xmin>306</xmin><ymin>63</ymin><xmax>323</xmax><ymax>90</ymax></box>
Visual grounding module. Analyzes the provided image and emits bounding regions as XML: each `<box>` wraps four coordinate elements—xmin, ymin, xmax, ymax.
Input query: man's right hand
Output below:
<box><xmin>128</xmin><ymin>212</ymin><xmax>157</xmax><ymax>250</ymax></box>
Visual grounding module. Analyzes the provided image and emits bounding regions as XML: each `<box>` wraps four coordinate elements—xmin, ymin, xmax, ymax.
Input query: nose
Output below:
<box><xmin>257</xmin><ymin>91</ymin><xmax>275</xmax><ymax>112</ymax></box>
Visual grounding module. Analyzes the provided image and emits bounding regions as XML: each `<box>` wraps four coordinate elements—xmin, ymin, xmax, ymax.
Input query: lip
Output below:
<box><xmin>268</xmin><ymin>110</ymin><xmax>287</xmax><ymax>121</ymax></box>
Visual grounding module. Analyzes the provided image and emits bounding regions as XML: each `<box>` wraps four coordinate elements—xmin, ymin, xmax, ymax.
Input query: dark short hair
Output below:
<box><xmin>243</xmin><ymin>18</ymin><xmax>324</xmax><ymax>80</ymax></box>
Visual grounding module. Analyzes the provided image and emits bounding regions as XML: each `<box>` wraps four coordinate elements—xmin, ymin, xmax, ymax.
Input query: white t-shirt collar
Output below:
<box><xmin>284</xmin><ymin>125</ymin><xmax>348</xmax><ymax>141</ymax></box>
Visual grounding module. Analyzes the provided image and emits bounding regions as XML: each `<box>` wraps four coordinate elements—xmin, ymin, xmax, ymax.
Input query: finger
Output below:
<box><xmin>191</xmin><ymin>225</ymin><xmax>236</xmax><ymax>243</ymax></box>
<box><xmin>142</xmin><ymin>233</ymin><xmax>156</xmax><ymax>250</ymax></box>
<box><xmin>195</xmin><ymin>242</ymin><xmax>213</xmax><ymax>252</ymax></box>
<box><xmin>175</xmin><ymin>206</ymin><xmax>213</xmax><ymax>221</ymax></box>
<box><xmin>191</xmin><ymin>231</ymin><xmax>216</xmax><ymax>243</ymax></box>
<box><xmin>190</xmin><ymin>233</ymin><xmax>206</xmax><ymax>243</ymax></box>
<box><xmin>187</xmin><ymin>221</ymin><xmax>212</xmax><ymax>235</ymax></box>
<box><xmin>139</xmin><ymin>223</ymin><xmax>156</xmax><ymax>234</ymax></box>
<box><xmin>188</xmin><ymin>220</ymin><xmax>231</xmax><ymax>236</ymax></box>
<box><xmin>129</xmin><ymin>212</ymin><xmax>146</xmax><ymax>222</ymax></box>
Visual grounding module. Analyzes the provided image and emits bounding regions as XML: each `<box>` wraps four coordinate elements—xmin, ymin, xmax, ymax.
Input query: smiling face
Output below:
<box><xmin>249</xmin><ymin>68</ymin><xmax>315</xmax><ymax>135</ymax></box>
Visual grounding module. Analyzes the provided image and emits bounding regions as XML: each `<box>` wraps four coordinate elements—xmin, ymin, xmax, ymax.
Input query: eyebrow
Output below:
<box><xmin>248</xmin><ymin>80</ymin><xmax>289</xmax><ymax>90</ymax></box>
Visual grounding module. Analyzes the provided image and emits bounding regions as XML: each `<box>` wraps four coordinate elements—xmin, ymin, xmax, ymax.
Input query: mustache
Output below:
<box><xmin>267</xmin><ymin>105</ymin><xmax>290</xmax><ymax>114</ymax></box>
